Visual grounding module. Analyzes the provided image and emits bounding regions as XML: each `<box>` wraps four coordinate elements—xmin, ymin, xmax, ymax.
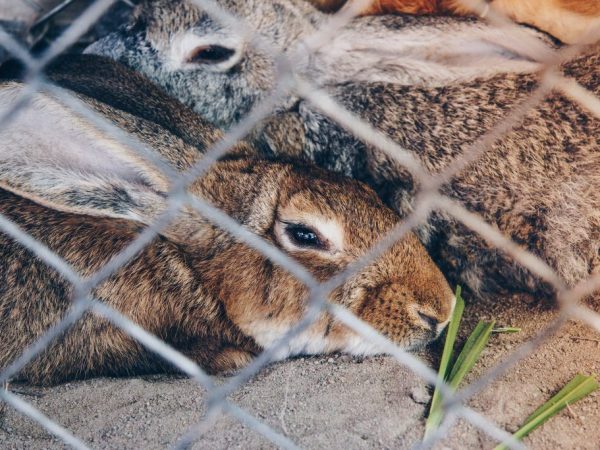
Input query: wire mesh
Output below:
<box><xmin>0</xmin><ymin>0</ymin><xmax>599</xmax><ymax>448</ymax></box>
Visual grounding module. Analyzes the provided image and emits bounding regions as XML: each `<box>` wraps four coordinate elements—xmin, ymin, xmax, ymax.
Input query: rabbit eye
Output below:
<box><xmin>285</xmin><ymin>224</ymin><xmax>327</xmax><ymax>250</ymax></box>
<box><xmin>187</xmin><ymin>45</ymin><xmax>235</xmax><ymax>64</ymax></box>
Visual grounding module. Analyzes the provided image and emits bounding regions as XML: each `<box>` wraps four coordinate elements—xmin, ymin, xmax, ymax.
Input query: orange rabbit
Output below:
<box><xmin>309</xmin><ymin>0</ymin><xmax>600</xmax><ymax>43</ymax></box>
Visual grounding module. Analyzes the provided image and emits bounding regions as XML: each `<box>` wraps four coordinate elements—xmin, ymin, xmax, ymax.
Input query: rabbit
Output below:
<box><xmin>308</xmin><ymin>0</ymin><xmax>600</xmax><ymax>44</ymax></box>
<box><xmin>83</xmin><ymin>0</ymin><xmax>556</xmax><ymax>130</ymax></box>
<box><xmin>84</xmin><ymin>0</ymin><xmax>600</xmax><ymax>300</ymax></box>
<box><xmin>0</xmin><ymin>54</ymin><xmax>454</xmax><ymax>385</ymax></box>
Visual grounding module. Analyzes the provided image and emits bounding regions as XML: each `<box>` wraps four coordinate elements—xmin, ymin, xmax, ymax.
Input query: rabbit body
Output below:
<box><xmin>295</xmin><ymin>50</ymin><xmax>600</xmax><ymax>296</ymax></box>
<box><xmin>85</xmin><ymin>0</ymin><xmax>600</xmax><ymax>298</ymax></box>
<box><xmin>0</xmin><ymin>56</ymin><xmax>454</xmax><ymax>385</ymax></box>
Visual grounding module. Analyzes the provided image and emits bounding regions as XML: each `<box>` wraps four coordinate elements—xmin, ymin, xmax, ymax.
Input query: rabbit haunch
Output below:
<box><xmin>86</xmin><ymin>0</ymin><xmax>600</xmax><ymax>299</ymax></box>
<box><xmin>0</xmin><ymin>56</ymin><xmax>454</xmax><ymax>385</ymax></box>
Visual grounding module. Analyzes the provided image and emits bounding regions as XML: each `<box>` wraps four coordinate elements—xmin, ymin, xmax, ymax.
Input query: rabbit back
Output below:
<box><xmin>289</xmin><ymin>48</ymin><xmax>600</xmax><ymax>295</ymax></box>
<box><xmin>0</xmin><ymin>188</ymin><xmax>261</xmax><ymax>384</ymax></box>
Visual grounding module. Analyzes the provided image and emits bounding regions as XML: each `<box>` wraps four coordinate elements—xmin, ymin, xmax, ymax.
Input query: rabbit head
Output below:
<box><xmin>0</xmin><ymin>79</ymin><xmax>453</xmax><ymax>381</ymax></box>
<box><xmin>194</xmin><ymin>158</ymin><xmax>456</xmax><ymax>357</ymax></box>
<box><xmin>84</xmin><ymin>0</ymin><xmax>323</xmax><ymax>128</ymax></box>
<box><xmin>85</xmin><ymin>0</ymin><xmax>551</xmax><ymax>129</ymax></box>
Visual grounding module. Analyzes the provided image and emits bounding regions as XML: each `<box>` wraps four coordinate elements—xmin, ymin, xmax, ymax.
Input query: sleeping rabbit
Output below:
<box><xmin>0</xmin><ymin>55</ymin><xmax>454</xmax><ymax>385</ymax></box>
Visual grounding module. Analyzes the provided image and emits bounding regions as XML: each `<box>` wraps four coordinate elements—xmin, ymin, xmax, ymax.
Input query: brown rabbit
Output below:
<box><xmin>0</xmin><ymin>55</ymin><xmax>454</xmax><ymax>385</ymax></box>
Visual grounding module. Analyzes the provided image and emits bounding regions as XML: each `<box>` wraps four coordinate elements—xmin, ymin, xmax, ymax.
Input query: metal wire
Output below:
<box><xmin>0</xmin><ymin>0</ymin><xmax>599</xmax><ymax>448</ymax></box>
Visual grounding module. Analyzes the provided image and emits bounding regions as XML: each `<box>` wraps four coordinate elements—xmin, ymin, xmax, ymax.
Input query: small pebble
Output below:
<box><xmin>409</xmin><ymin>385</ymin><xmax>431</xmax><ymax>405</ymax></box>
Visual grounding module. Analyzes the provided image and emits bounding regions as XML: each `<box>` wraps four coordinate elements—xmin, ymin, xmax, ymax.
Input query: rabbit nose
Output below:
<box><xmin>418</xmin><ymin>311</ymin><xmax>441</xmax><ymax>332</ymax></box>
<box><xmin>417</xmin><ymin>297</ymin><xmax>454</xmax><ymax>335</ymax></box>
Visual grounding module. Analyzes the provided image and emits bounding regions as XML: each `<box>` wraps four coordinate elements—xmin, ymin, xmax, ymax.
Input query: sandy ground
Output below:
<box><xmin>1</xmin><ymin>294</ymin><xmax>599</xmax><ymax>449</ymax></box>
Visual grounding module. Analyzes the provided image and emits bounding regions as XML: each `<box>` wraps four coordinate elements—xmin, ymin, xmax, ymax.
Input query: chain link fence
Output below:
<box><xmin>0</xmin><ymin>0</ymin><xmax>599</xmax><ymax>448</ymax></box>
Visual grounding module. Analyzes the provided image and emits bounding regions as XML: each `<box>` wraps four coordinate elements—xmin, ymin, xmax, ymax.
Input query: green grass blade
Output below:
<box><xmin>447</xmin><ymin>321</ymin><xmax>486</xmax><ymax>381</ymax></box>
<box><xmin>447</xmin><ymin>320</ymin><xmax>495</xmax><ymax>390</ymax></box>
<box><xmin>440</xmin><ymin>286</ymin><xmax>466</xmax><ymax>381</ymax></box>
<box><xmin>494</xmin><ymin>374</ymin><xmax>599</xmax><ymax>450</ymax></box>
<box><xmin>525</xmin><ymin>374</ymin><xmax>590</xmax><ymax>423</ymax></box>
<box><xmin>424</xmin><ymin>286</ymin><xmax>465</xmax><ymax>438</ymax></box>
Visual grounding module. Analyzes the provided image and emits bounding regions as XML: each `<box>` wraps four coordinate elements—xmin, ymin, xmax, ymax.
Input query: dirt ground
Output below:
<box><xmin>1</xmin><ymin>2</ymin><xmax>598</xmax><ymax>449</ymax></box>
<box><xmin>1</xmin><ymin>294</ymin><xmax>599</xmax><ymax>449</ymax></box>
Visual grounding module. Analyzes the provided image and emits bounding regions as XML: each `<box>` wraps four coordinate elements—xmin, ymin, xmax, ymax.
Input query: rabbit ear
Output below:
<box><xmin>323</xmin><ymin>18</ymin><xmax>552</xmax><ymax>86</ymax></box>
<box><xmin>0</xmin><ymin>83</ymin><xmax>171</xmax><ymax>224</ymax></box>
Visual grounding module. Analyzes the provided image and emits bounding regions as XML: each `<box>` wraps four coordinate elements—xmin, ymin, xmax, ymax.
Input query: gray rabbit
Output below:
<box><xmin>85</xmin><ymin>0</ymin><xmax>553</xmax><ymax>128</ymax></box>
<box><xmin>85</xmin><ymin>0</ymin><xmax>600</xmax><ymax>299</ymax></box>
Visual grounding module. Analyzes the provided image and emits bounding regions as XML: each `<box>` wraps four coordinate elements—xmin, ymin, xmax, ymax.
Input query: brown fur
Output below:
<box><xmin>0</xmin><ymin>55</ymin><xmax>454</xmax><ymax>385</ymax></box>
<box><xmin>544</xmin><ymin>0</ymin><xmax>600</xmax><ymax>17</ymax></box>
<box><xmin>82</xmin><ymin>0</ymin><xmax>599</xmax><ymax>300</ymax></box>
<box><xmin>309</xmin><ymin>0</ymin><xmax>600</xmax><ymax>43</ymax></box>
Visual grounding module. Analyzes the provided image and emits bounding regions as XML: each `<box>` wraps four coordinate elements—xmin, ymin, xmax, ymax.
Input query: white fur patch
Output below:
<box><xmin>246</xmin><ymin>321</ymin><xmax>327</xmax><ymax>360</ymax></box>
<box><xmin>308</xmin><ymin>21</ymin><xmax>550</xmax><ymax>86</ymax></box>
<box><xmin>341</xmin><ymin>334</ymin><xmax>385</xmax><ymax>356</ymax></box>
<box><xmin>307</xmin><ymin>217</ymin><xmax>345</xmax><ymax>251</ymax></box>
<box><xmin>167</xmin><ymin>31</ymin><xmax>244</xmax><ymax>72</ymax></box>
<box><xmin>0</xmin><ymin>85</ymin><xmax>141</xmax><ymax>182</ymax></box>
<box><xmin>246</xmin><ymin>319</ymin><xmax>384</xmax><ymax>361</ymax></box>
<box><xmin>0</xmin><ymin>83</ymin><xmax>168</xmax><ymax>222</ymax></box>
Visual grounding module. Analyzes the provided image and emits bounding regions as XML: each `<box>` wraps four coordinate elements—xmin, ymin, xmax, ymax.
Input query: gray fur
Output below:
<box><xmin>85</xmin><ymin>0</ymin><xmax>552</xmax><ymax>128</ymax></box>
<box><xmin>86</xmin><ymin>0</ymin><xmax>600</xmax><ymax>298</ymax></box>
